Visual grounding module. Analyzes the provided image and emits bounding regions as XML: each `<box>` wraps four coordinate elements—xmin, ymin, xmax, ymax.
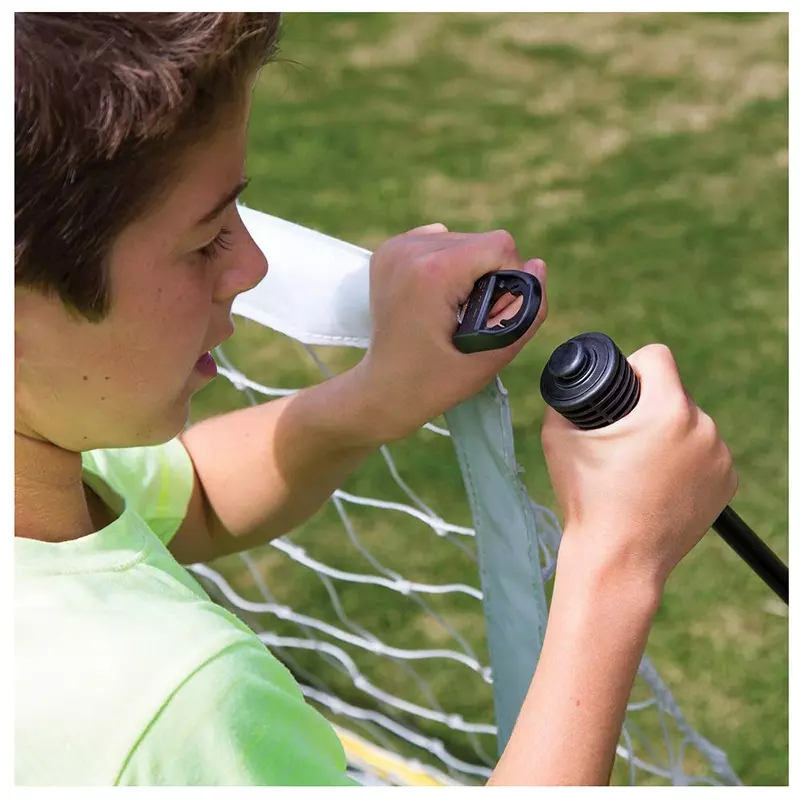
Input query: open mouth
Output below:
<box><xmin>194</xmin><ymin>352</ymin><xmax>218</xmax><ymax>377</ymax></box>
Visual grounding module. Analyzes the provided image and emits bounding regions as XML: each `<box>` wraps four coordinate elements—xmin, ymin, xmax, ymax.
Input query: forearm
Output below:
<box><xmin>489</xmin><ymin>535</ymin><xmax>661</xmax><ymax>786</ymax></box>
<box><xmin>181</xmin><ymin>365</ymin><xmax>379</xmax><ymax>550</ymax></box>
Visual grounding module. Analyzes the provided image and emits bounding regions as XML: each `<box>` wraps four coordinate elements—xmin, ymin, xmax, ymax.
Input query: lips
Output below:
<box><xmin>194</xmin><ymin>352</ymin><xmax>218</xmax><ymax>377</ymax></box>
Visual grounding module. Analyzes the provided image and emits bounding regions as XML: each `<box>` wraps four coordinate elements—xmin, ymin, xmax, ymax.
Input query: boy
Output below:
<box><xmin>15</xmin><ymin>13</ymin><xmax>736</xmax><ymax>786</ymax></box>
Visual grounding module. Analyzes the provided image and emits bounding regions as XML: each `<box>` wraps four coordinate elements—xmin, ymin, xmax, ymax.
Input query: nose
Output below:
<box><xmin>213</xmin><ymin>222</ymin><xmax>269</xmax><ymax>304</ymax></box>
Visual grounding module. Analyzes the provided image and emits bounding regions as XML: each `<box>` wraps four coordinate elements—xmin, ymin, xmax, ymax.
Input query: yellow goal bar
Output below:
<box><xmin>335</xmin><ymin>725</ymin><xmax>459</xmax><ymax>786</ymax></box>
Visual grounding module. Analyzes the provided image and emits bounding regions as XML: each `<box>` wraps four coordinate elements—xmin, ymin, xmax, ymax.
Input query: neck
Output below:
<box><xmin>15</xmin><ymin>432</ymin><xmax>95</xmax><ymax>543</ymax></box>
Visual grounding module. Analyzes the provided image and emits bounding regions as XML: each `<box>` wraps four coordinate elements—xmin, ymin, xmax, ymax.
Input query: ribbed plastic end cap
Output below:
<box><xmin>540</xmin><ymin>332</ymin><xmax>641</xmax><ymax>430</ymax></box>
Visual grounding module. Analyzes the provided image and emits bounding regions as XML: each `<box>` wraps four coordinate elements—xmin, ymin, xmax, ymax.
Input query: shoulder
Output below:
<box><xmin>82</xmin><ymin>438</ymin><xmax>196</xmax><ymax>545</ymax></box>
<box><xmin>118</xmin><ymin>638</ymin><xmax>356</xmax><ymax>786</ymax></box>
<box><xmin>18</xmin><ymin>591</ymin><xmax>353</xmax><ymax>786</ymax></box>
<box><xmin>16</xmin><ymin>591</ymin><xmax>265</xmax><ymax>785</ymax></box>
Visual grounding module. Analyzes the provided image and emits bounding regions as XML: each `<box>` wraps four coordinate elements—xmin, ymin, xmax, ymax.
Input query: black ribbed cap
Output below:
<box><xmin>540</xmin><ymin>332</ymin><xmax>640</xmax><ymax>430</ymax></box>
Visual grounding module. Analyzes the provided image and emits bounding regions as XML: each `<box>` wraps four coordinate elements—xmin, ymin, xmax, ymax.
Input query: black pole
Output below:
<box><xmin>712</xmin><ymin>507</ymin><xmax>788</xmax><ymax>605</ymax></box>
<box><xmin>540</xmin><ymin>332</ymin><xmax>788</xmax><ymax>605</ymax></box>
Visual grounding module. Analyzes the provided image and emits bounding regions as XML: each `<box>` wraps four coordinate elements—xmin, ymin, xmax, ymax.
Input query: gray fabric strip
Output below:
<box><xmin>445</xmin><ymin>377</ymin><xmax>549</xmax><ymax>757</ymax></box>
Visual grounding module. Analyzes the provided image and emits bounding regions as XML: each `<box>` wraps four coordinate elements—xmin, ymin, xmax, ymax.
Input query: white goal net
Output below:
<box><xmin>186</xmin><ymin>206</ymin><xmax>743</xmax><ymax>786</ymax></box>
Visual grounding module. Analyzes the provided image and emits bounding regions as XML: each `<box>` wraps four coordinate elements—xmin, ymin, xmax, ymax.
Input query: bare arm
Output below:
<box><xmin>170</xmin><ymin>366</ymin><xmax>379</xmax><ymax>565</ymax></box>
<box><xmin>488</xmin><ymin>537</ymin><xmax>659</xmax><ymax>786</ymax></box>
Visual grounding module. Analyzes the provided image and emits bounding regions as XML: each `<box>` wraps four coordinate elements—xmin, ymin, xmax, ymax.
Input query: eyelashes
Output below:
<box><xmin>196</xmin><ymin>226</ymin><xmax>234</xmax><ymax>262</ymax></box>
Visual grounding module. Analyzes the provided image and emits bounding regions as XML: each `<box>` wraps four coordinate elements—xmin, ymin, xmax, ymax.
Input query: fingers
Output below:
<box><xmin>627</xmin><ymin>343</ymin><xmax>687</xmax><ymax>405</ymax></box>
<box><xmin>455</xmin><ymin>229</ymin><xmax>526</xmax><ymax>284</ymax></box>
<box><xmin>627</xmin><ymin>343</ymin><xmax>708</xmax><ymax>436</ymax></box>
<box><xmin>398</xmin><ymin>227</ymin><xmax>524</xmax><ymax>280</ymax></box>
<box><xmin>518</xmin><ymin>258</ymin><xmax>549</xmax><ymax>336</ymax></box>
<box><xmin>524</xmin><ymin>257</ymin><xmax>547</xmax><ymax>284</ymax></box>
<box><xmin>399</xmin><ymin>226</ymin><xmax>543</xmax><ymax>289</ymax></box>
<box><xmin>388</xmin><ymin>226</ymin><xmax>548</xmax><ymax>346</ymax></box>
<box><xmin>487</xmin><ymin>291</ymin><xmax>521</xmax><ymax>319</ymax></box>
<box><xmin>486</xmin><ymin>257</ymin><xmax>549</xmax><ymax>317</ymax></box>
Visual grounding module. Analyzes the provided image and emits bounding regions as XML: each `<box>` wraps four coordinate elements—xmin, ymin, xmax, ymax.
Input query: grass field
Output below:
<box><xmin>190</xmin><ymin>12</ymin><xmax>788</xmax><ymax>785</ymax></box>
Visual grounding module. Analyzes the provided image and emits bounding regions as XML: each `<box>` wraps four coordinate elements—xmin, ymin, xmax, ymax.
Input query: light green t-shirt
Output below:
<box><xmin>15</xmin><ymin>438</ymin><xmax>356</xmax><ymax>786</ymax></box>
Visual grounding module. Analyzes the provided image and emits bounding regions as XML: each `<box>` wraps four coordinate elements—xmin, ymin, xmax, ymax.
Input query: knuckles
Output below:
<box><xmin>698</xmin><ymin>413</ymin><xmax>720</xmax><ymax>446</ymax></box>
<box><xmin>485</xmin><ymin>228</ymin><xmax>517</xmax><ymax>255</ymax></box>
<box><xmin>658</xmin><ymin>392</ymin><xmax>694</xmax><ymax>433</ymax></box>
<box><xmin>636</xmin><ymin>342</ymin><xmax>676</xmax><ymax>374</ymax></box>
<box><xmin>374</xmin><ymin>227</ymin><xmax>521</xmax><ymax>271</ymax></box>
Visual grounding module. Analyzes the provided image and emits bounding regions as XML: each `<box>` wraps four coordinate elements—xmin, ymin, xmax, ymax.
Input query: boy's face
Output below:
<box><xmin>15</xmin><ymin>93</ymin><xmax>268</xmax><ymax>452</ymax></box>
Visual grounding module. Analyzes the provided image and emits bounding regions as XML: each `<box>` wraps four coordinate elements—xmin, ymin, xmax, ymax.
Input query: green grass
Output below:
<box><xmin>190</xmin><ymin>12</ymin><xmax>788</xmax><ymax>785</ymax></box>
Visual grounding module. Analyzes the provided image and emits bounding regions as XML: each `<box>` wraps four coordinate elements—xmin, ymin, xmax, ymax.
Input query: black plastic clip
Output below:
<box><xmin>453</xmin><ymin>270</ymin><xmax>542</xmax><ymax>354</ymax></box>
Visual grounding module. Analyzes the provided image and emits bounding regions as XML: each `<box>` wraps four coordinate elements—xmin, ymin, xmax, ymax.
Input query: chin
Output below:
<box><xmin>118</xmin><ymin>402</ymin><xmax>193</xmax><ymax>450</ymax></box>
<box><xmin>150</xmin><ymin>403</ymin><xmax>193</xmax><ymax>445</ymax></box>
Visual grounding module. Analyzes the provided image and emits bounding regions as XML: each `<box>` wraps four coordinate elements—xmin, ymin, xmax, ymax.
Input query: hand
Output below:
<box><xmin>352</xmin><ymin>223</ymin><xmax>548</xmax><ymax>444</ymax></box>
<box><xmin>541</xmin><ymin>344</ymin><xmax>738</xmax><ymax>591</ymax></box>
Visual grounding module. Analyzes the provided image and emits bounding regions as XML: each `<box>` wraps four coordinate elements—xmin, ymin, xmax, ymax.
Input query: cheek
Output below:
<box><xmin>16</xmin><ymin>255</ymin><xmax>217</xmax><ymax>448</ymax></box>
<box><xmin>15</xmin><ymin>324</ymin><xmax>176</xmax><ymax>450</ymax></box>
<box><xmin>37</xmin><ymin>282</ymin><xmax>214</xmax><ymax>434</ymax></box>
<box><xmin>118</xmin><ymin>271</ymin><xmax>213</xmax><ymax>365</ymax></box>
<box><xmin>111</xmin><ymin>229</ymin><xmax>216</xmax><ymax>354</ymax></box>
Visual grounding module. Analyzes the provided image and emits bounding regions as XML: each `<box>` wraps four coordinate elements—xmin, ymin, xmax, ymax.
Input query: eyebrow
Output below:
<box><xmin>194</xmin><ymin>177</ymin><xmax>251</xmax><ymax>227</ymax></box>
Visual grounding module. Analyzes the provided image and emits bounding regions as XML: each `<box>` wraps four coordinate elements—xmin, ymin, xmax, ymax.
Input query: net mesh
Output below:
<box><xmin>187</xmin><ymin>328</ymin><xmax>742</xmax><ymax>787</ymax></box>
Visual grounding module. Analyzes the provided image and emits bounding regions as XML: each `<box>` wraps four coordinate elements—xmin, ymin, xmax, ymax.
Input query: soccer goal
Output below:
<box><xmin>187</xmin><ymin>205</ymin><xmax>742</xmax><ymax>787</ymax></box>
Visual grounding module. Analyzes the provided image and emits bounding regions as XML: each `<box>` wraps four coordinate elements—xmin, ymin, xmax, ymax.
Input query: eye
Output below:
<box><xmin>195</xmin><ymin>226</ymin><xmax>234</xmax><ymax>262</ymax></box>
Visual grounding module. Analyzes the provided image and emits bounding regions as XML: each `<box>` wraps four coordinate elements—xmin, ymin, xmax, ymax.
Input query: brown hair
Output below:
<box><xmin>15</xmin><ymin>12</ymin><xmax>281</xmax><ymax>321</ymax></box>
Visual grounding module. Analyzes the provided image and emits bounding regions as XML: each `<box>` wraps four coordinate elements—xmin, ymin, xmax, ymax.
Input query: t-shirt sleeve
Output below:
<box><xmin>116</xmin><ymin>639</ymin><xmax>358</xmax><ymax>787</ymax></box>
<box><xmin>81</xmin><ymin>437</ymin><xmax>196</xmax><ymax>546</ymax></box>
